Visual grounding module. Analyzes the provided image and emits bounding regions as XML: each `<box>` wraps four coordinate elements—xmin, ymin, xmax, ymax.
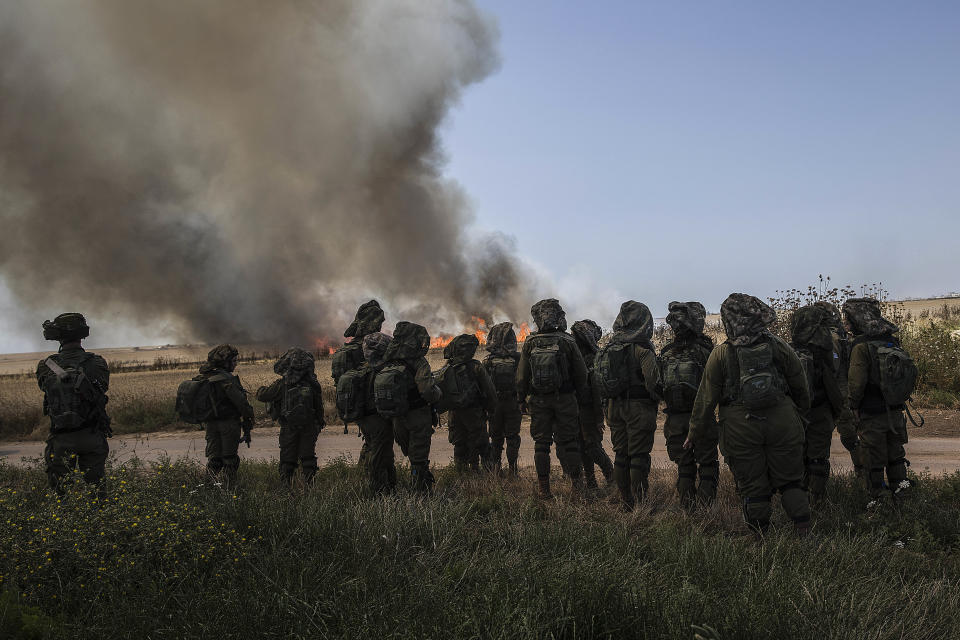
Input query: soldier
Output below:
<box><xmin>843</xmin><ymin>298</ymin><xmax>915</xmax><ymax>505</ymax></box>
<box><xmin>658</xmin><ymin>302</ymin><xmax>718</xmax><ymax>506</ymax></box>
<box><xmin>595</xmin><ymin>301</ymin><xmax>660</xmax><ymax>509</ymax></box>
<box><xmin>815</xmin><ymin>300</ymin><xmax>862</xmax><ymax>477</ymax></box>
<box><xmin>789</xmin><ymin>306</ymin><xmax>857</xmax><ymax>503</ymax></box>
<box><xmin>687</xmin><ymin>294</ymin><xmax>811</xmax><ymax>536</ymax></box>
<box><xmin>374</xmin><ymin>321</ymin><xmax>442</xmax><ymax>492</ymax></box>
<box><xmin>517</xmin><ymin>298</ymin><xmax>590</xmax><ymax>498</ymax></box>
<box><xmin>256</xmin><ymin>348</ymin><xmax>325</xmax><ymax>486</ymax></box>
<box><xmin>437</xmin><ymin>334</ymin><xmax>498</xmax><ymax>471</ymax></box>
<box><xmin>332</xmin><ymin>300</ymin><xmax>386</xmax><ymax>465</ymax></box>
<box><xmin>570</xmin><ymin>319</ymin><xmax>613</xmax><ymax>489</ymax></box>
<box><xmin>196</xmin><ymin>344</ymin><xmax>255</xmax><ymax>485</ymax></box>
<box><xmin>482</xmin><ymin>322</ymin><xmax>522</xmax><ymax>476</ymax></box>
<box><xmin>356</xmin><ymin>332</ymin><xmax>397</xmax><ymax>492</ymax></box>
<box><xmin>36</xmin><ymin>313</ymin><xmax>111</xmax><ymax>493</ymax></box>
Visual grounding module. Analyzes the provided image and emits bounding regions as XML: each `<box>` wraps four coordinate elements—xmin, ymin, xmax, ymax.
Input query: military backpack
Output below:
<box><xmin>661</xmin><ymin>351</ymin><xmax>702</xmax><ymax>412</ymax></box>
<box><xmin>176</xmin><ymin>374</ymin><xmax>225</xmax><ymax>424</ymax></box>
<box><xmin>281</xmin><ymin>380</ymin><xmax>316</xmax><ymax>428</ymax></box>
<box><xmin>868</xmin><ymin>340</ymin><xmax>918</xmax><ymax>406</ymax></box>
<box><xmin>594</xmin><ymin>342</ymin><xmax>634</xmax><ymax>399</ymax></box>
<box><xmin>41</xmin><ymin>355</ymin><xmax>104</xmax><ymax>432</ymax></box>
<box><xmin>373</xmin><ymin>362</ymin><xmax>412</xmax><ymax>417</ymax></box>
<box><xmin>528</xmin><ymin>336</ymin><xmax>569</xmax><ymax>394</ymax></box>
<box><xmin>433</xmin><ymin>361</ymin><xmax>481</xmax><ymax>412</ymax></box>
<box><xmin>486</xmin><ymin>356</ymin><xmax>518</xmax><ymax>396</ymax></box>
<box><xmin>336</xmin><ymin>366</ymin><xmax>371</xmax><ymax>423</ymax></box>
<box><xmin>331</xmin><ymin>342</ymin><xmax>364</xmax><ymax>383</ymax></box>
<box><xmin>733</xmin><ymin>340</ymin><xmax>788</xmax><ymax>409</ymax></box>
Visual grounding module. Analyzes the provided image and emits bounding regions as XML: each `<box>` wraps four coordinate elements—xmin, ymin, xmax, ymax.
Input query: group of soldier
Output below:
<box><xmin>35</xmin><ymin>291</ymin><xmax>915</xmax><ymax>535</ymax></box>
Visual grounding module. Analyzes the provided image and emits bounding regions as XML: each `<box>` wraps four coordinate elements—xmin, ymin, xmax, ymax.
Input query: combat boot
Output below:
<box><xmin>583</xmin><ymin>463</ymin><xmax>598</xmax><ymax>490</ymax></box>
<box><xmin>537</xmin><ymin>475</ymin><xmax>553</xmax><ymax>499</ymax></box>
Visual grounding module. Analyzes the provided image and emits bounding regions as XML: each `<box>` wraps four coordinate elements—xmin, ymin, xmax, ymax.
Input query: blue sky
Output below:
<box><xmin>443</xmin><ymin>1</ymin><xmax>960</xmax><ymax>314</ymax></box>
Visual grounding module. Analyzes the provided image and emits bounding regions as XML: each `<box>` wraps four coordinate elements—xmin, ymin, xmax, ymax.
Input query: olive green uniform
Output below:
<box><xmin>447</xmin><ymin>361</ymin><xmax>499</xmax><ymax>470</ymax></box>
<box><xmin>848</xmin><ymin>336</ymin><xmax>909</xmax><ymax>499</ymax></box>
<box><xmin>690</xmin><ymin>338</ymin><xmax>811</xmax><ymax>532</ymax></box>
<box><xmin>256</xmin><ymin>375</ymin><xmax>325</xmax><ymax>484</ymax></box>
<box><xmin>36</xmin><ymin>345</ymin><xmax>110</xmax><ymax>491</ymax></box>
<box><xmin>483</xmin><ymin>352</ymin><xmax>522</xmax><ymax>473</ymax></box>
<box><xmin>605</xmin><ymin>345</ymin><xmax>660</xmax><ymax>505</ymax></box>
<box><xmin>199</xmin><ymin>367</ymin><xmax>254</xmax><ymax>483</ymax></box>
<box><xmin>576</xmin><ymin>352</ymin><xmax>613</xmax><ymax>487</ymax></box>
<box><xmin>392</xmin><ymin>357</ymin><xmax>442</xmax><ymax>490</ymax></box>
<box><xmin>358</xmin><ymin>363</ymin><xmax>396</xmax><ymax>493</ymax></box>
<box><xmin>517</xmin><ymin>332</ymin><xmax>590</xmax><ymax>486</ymax></box>
<box><xmin>659</xmin><ymin>338</ymin><xmax>718</xmax><ymax>504</ymax></box>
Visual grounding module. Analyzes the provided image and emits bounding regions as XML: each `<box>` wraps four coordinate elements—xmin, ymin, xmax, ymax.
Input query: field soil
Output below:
<box><xmin>4</xmin><ymin>412</ymin><xmax>959</xmax><ymax>475</ymax></box>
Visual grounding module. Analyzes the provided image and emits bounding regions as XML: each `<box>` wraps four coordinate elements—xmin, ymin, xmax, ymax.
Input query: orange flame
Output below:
<box><xmin>429</xmin><ymin>319</ymin><xmax>530</xmax><ymax>350</ymax></box>
<box><xmin>313</xmin><ymin>338</ymin><xmax>337</xmax><ymax>356</ymax></box>
<box><xmin>516</xmin><ymin>322</ymin><xmax>530</xmax><ymax>343</ymax></box>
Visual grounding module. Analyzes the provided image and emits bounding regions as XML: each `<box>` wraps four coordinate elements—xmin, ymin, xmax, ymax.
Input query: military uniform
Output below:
<box><xmin>690</xmin><ymin>294</ymin><xmax>811</xmax><ymax>535</ymax></box>
<box><xmin>570</xmin><ymin>320</ymin><xmax>613</xmax><ymax>489</ymax></box>
<box><xmin>36</xmin><ymin>331</ymin><xmax>111</xmax><ymax>492</ymax></box>
<box><xmin>600</xmin><ymin>301</ymin><xmax>660</xmax><ymax>507</ymax></box>
<box><xmin>256</xmin><ymin>348</ymin><xmax>325</xmax><ymax>485</ymax></box>
<box><xmin>517</xmin><ymin>299</ymin><xmax>590</xmax><ymax>497</ymax></box>
<box><xmin>844</xmin><ymin>298</ymin><xmax>912</xmax><ymax>502</ymax></box>
<box><xmin>439</xmin><ymin>335</ymin><xmax>498</xmax><ymax>471</ymax></box>
<box><xmin>659</xmin><ymin>302</ymin><xmax>718</xmax><ymax>505</ymax></box>
<box><xmin>815</xmin><ymin>301</ymin><xmax>861</xmax><ymax>477</ymax></box>
<box><xmin>356</xmin><ymin>332</ymin><xmax>396</xmax><ymax>493</ymax></box>
<box><xmin>380</xmin><ymin>322</ymin><xmax>442</xmax><ymax>491</ymax></box>
<box><xmin>482</xmin><ymin>323</ymin><xmax>522</xmax><ymax>475</ymax></box>
<box><xmin>789</xmin><ymin>305</ymin><xmax>855</xmax><ymax>502</ymax></box>
<box><xmin>198</xmin><ymin>345</ymin><xmax>254</xmax><ymax>484</ymax></box>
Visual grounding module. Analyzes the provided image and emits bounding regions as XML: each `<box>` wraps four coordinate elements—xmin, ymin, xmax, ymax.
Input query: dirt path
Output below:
<box><xmin>3</xmin><ymin>420</ymin><xmax>959</xmax><ymax>475</ymax></box>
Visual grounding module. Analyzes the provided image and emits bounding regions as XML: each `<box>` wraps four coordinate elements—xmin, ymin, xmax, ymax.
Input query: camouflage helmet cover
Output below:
<box><xmin>344</xmin><ymin>300</ymin><xmax>385</xmax><ymax>339</ymax></box>
<box><xmin>274</xmin><ymin>347</ymin><xmax>315</xmax><ymax>376</ymax></box>
<box><xmin>362</xmin><ymin>332</ymin><xmax>393</xmax><ymax>366</ymax></box>
<box><xmin>571</xmin><ymin>319</ymin><xmax>602</xmax><ymax>354</ymax></box>
<box><xmin>789</xmin><ymin>305</ymin><xmax>834</xmax><ymax>352</ymax></box>
<box><xmin>720</xmin><ymin>293</ymin><xmax>776</xmax><ymax>346</ymax></box>
<box><xmin>612</xmin><ymin>301</ymin><xmax>654</xmax><ymax>344</ymax></box>
<box><xmin>443</xmin><ymin>334</ymin><xmax>479</xmax><ymax>361</ymax></box>
<box><xmin>530</xmin><ymin>298</ymin><xmax>566</xmax><ymax>332</ymax></box>
<box><xmin>485</xmin><ymin>322</ymin><xmax>517</xmax><ymax>356</ymax></box>
<box><xmin>813</xmin><ymin>300</ymin><xmax>844</xmax><ymax>332</ymax></box>
<box><xmin>207</xmin><ymin>344</ymin><xmax>240</xmax><ymax>368</ymax></box>
<box><xmin>666</xmin><ymin>301</ymin><xmax>707</xmax><ymax>335</ymax></box>
<box><xmin>842</xmin><ymin>297</ymin><xmax>898</xmax><ymax>337</ymax></box>
<box><xmin>383</xmin><ymin>321</ymin><xmax>430</xmax><ymax>362</ymax></box>
<box><xmin>42</xmin><ymin>312</ymin><xmax>90</xmax><ymax>341</ymax></box>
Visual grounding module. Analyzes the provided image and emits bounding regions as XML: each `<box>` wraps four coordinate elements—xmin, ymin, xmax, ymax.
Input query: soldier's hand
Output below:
<box><xmin>682</xmin><ymin>437</ymin><xmax>694</xmax><ymax>450</ymax></box>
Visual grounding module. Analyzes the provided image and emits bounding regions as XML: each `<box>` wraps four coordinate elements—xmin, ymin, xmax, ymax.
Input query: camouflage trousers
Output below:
<box><xmin>606</xmin><ymin>398</ymin><xmax>657</xmax><ymax>505</ymax></box>
<box><xmin>204</xmin><ymin>418</ymin><xmax>242</xmax><ymax>483</ymax></box>
<box><xmin>577</xmin><ymin>402</ymin><xmax>613</xmax><ymax>487</ymax></box>
<box><xmin>802</xmin><ymin>403</ymin><xmax>835</xmax><ymax>500</ymax></box>
<box><xmin>448</xmin><ymin>407</ymin><xmax>490</xmax><ymax>471</ymax></box>
<box><xmin>278</xmin><ymin>423</ymin><xmax>320</xmax><ymax>484</ymax></box>
<box><xmin>528</xmin><ymin>392</ymin><xmax>582</xmax><ymax>481</ymax></box>
<box><xmin>44</xmin><ymin>427</ymin><xmax>109</xmax><ymax>492</ymax></box>
<box><xmin>393</xmin><ymin>405</ymin><xmax>435</xmax><ymax>491</ymax></box>
<box><xmin>358</xmin><ymin>414</ymin><xmax>396</xmax><ymax>493</ymax></box>
<box><xmin>858</xmin><ymin>410</ymin><xmax>908</xmax><ymax>500</ymax></box>
<box><xmin>719</xmin><ymin>403</ymin><xmax>809</xmax><ymax>533</ymax></box>
<box><xmin>664</xmin><ymin>411</ymin><xmax>719</xmax><ymax>505</ymax></box>
<box><xmin>488</xmin><ymin>398</ymin><xmax>522</xmax><ymax>470</ymax></box>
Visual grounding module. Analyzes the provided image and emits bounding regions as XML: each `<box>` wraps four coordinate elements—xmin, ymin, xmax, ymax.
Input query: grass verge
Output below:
<box><xmin>1</xmin><ymin>458</ymin><xmax>959</xmax><ymax>639</ymax></box>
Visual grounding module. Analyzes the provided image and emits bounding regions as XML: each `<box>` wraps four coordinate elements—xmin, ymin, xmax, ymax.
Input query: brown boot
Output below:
<box><xmin>537</xmin><ymin>475</ymin><xmax>553</xmax><ymax>499</ymax></box>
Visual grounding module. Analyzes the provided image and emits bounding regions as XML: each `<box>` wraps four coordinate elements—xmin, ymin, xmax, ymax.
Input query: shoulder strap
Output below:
<box><xmin>44</xmin><ymin>357</ymin><xmax>69</xmax><ymax>380</ymax></box>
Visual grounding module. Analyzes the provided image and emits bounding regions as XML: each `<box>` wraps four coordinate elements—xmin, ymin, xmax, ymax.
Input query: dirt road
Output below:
<box><xmin>3</xmin><ymin>424</ymin><xmax>959</xmax><ymax>475</ymax></box>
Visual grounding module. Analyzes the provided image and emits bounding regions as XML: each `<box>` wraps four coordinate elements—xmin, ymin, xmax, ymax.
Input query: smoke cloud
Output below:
<box><xmin>0</xmin><ymin>0</ymin><xmax>540</xmax><ymax>345</ymax></box>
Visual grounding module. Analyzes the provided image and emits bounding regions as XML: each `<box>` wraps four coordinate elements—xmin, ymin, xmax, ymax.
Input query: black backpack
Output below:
<box><xmin>331</xmin><ymin>342</ymin><xmax>364</xmax><ymax>382</ymax></box>
<box><xmin>594</xmin><ymin>342</ymin><xmax>634</xmax><ymax>399</ymax></box>
<box><xmin>336</xmin><ymin>366</ymin><xmax>371</xmax><ymax>423</ymax></box>
<box><xmin>176</xmin><ymin>374</ymin><xmax>226</xmax><ymax>424</ymax></box>
<box><xmin>486</xmin><ymin>355</ymin><xmax>518</xmax><ymax>396</ymax></box>
<box><xmin>281</xmin><ymin>380</ymin><xmax>316</xmax><ymax>428</ymax></box>
<box><xmin>528</xmin><ymin>335</ymin><xmax>569</xmax><ymax>394</ymax></box>
<box><xmin>733</xmin><ymin>340</ymin><xmax>788</xmax><ymax>409</ymax></box>
<box><xmin>373</xmin><ymin>362</ymin><xmax>412</xmax><ymax>418</ymax></box>
<box><xmin>433</xmin><ymin>361</ymin><xmax>481</xmax><ymax>412</ymax></box>
<box><xmin>660</xmin><ymin>349</ymin><xmax>702</xmax><ymax>412</ymax></box>
<box><xmin>41</xmin><ymin>355</ymin><xmax>104</xmax><ymax>432</ymax></box>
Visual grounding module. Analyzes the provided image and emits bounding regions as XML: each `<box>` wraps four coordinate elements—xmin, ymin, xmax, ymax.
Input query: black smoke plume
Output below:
<box><xmin>0</xmin><ymin>0</ymin><xmax>538</xmax><ymax>345</ymax></box>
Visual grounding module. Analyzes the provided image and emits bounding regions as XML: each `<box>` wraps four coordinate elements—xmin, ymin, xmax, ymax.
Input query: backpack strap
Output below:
<box><xmin>44</xmin><ymin>357</ymin><xmax>69</xmax><ymax>380</ymax></box>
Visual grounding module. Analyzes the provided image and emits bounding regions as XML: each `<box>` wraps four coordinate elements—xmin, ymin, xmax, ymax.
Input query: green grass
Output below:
<box><xmin>1</xmin><ymin>458</ymin><xmax>959</xmax><ymax>639</ymax></box>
